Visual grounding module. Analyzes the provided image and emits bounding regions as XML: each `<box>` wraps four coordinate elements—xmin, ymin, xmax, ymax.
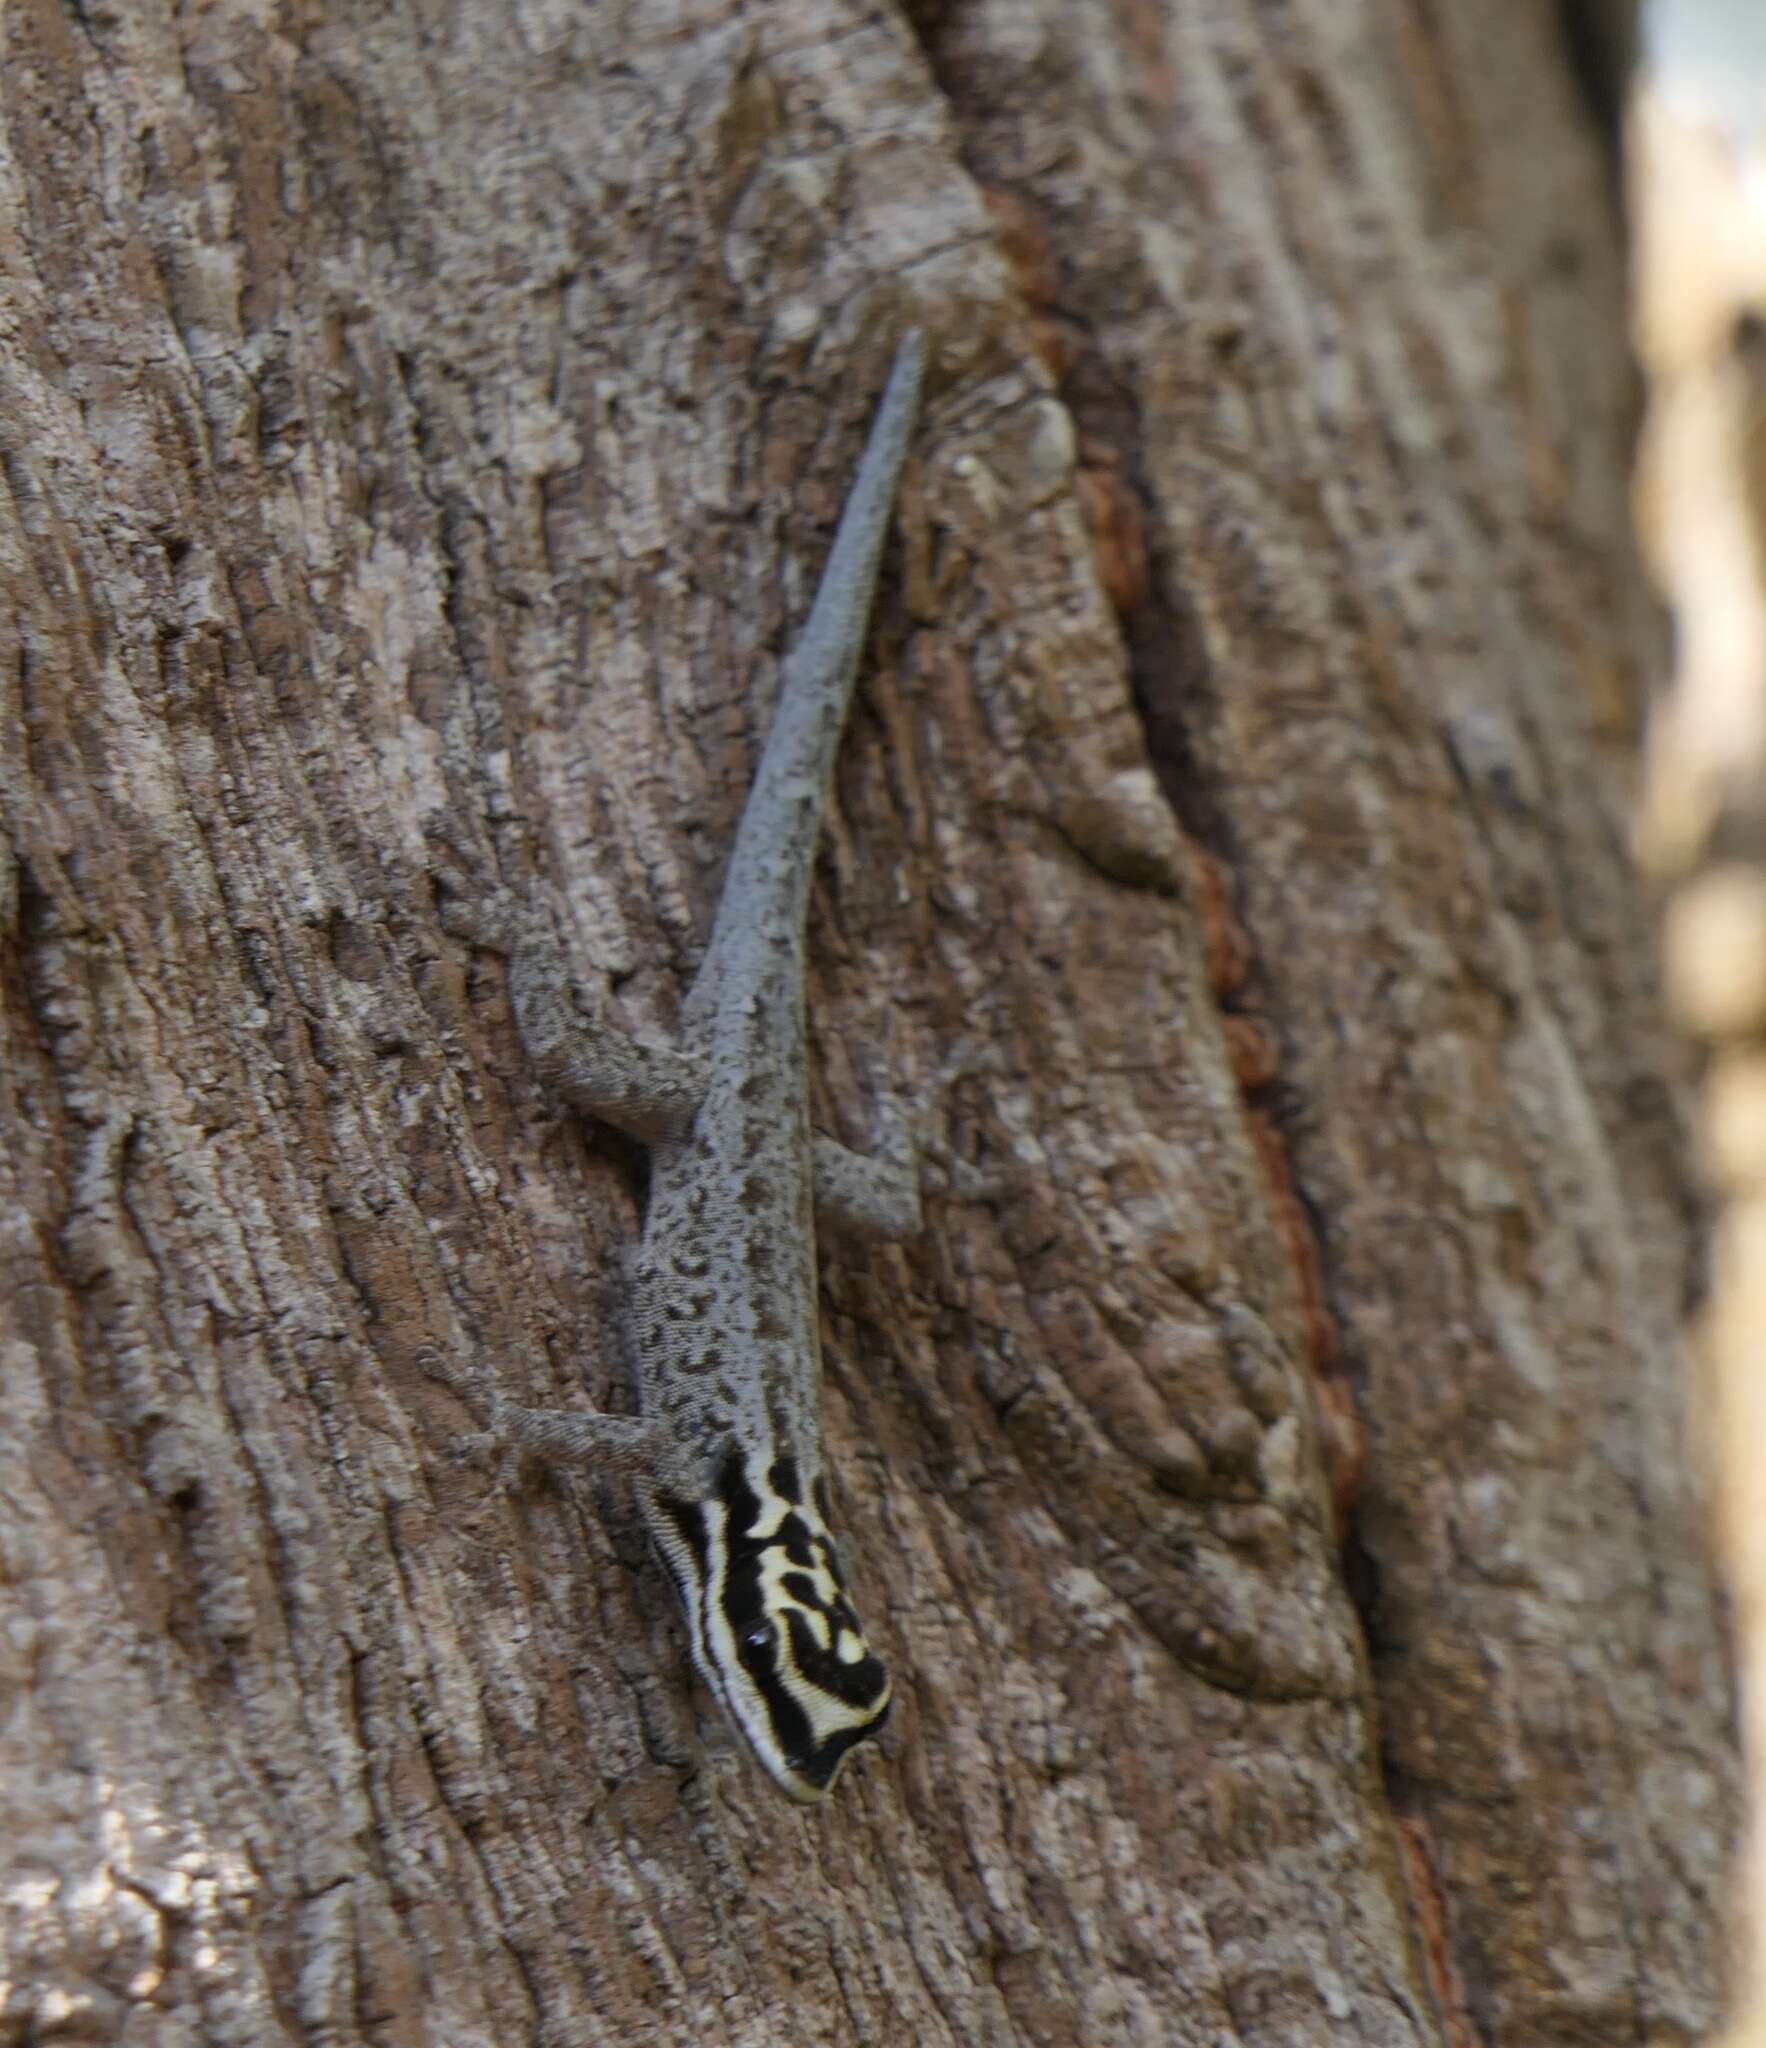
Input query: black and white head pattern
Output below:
<box><xmin>646</xmin><ymin>1445</ymin><xmax>891</xmax><ymax>1802</ymax></box>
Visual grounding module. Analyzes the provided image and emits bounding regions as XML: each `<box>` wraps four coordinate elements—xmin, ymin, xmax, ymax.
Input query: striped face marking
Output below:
<box><xmin>644</xmin><ymin>1447</ymin><xmax>891</xmax><ymax>1802</ymax></box>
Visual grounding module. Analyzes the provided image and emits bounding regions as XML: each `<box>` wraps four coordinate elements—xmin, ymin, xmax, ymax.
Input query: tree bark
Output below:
<box><xmin>0</xmin><ymin>2</ymin><xmax>1729</xmax><ymax>2044</ymax></box>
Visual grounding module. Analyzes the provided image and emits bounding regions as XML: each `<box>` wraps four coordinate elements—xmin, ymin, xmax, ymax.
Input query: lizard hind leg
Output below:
<box><xmin>503</xmin><ymin>912</ymin><xmax>707</xmax><ymax>1143</ymax></box>
<box><xmin>426</xmin><ymin>831</ymin><xmax>707</xmax><ymax>1144</ymax></box>
<box><xmin>812</xmin><ymin>1131</ymin><xmax>922</xmax><ymax>1242</ymax></box>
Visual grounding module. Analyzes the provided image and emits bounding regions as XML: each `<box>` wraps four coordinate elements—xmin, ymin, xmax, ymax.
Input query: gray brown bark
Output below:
<box><xmin>0</xmin><ymin>2</ymin><xmax>1731</xmax><ymax>2044</ymax></box>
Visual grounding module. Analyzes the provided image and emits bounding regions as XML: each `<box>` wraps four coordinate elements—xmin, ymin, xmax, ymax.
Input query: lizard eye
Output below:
<box><xmin>742</xmin><ymin>1619</ymin><xmax>778</xmax><ymax>1659</ymax></box>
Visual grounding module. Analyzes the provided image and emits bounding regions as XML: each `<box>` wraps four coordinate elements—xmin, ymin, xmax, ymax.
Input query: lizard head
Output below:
<box><xmin>644</xmin><ymin>1444</ymin><xmax>891</xmax><ymax>1802</ymax></box>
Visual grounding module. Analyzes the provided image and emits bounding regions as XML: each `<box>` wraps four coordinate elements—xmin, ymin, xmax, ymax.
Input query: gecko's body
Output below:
<box><xmin>474</xmin><ymin>334</ymin><xmax>926</xmax><ymax>1802</ymax></box>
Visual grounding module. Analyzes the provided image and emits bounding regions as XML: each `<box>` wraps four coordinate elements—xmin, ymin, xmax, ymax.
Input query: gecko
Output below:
<box><xmin>443</xmin><ymin>332</ymin><xmax>928</xmax><ymax>1803</ymax></box>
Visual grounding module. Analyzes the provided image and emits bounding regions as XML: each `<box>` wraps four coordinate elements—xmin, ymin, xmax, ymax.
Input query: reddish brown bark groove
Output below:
<box><xmin>985</xmin><ymin>174</ymin><xmax>1364</xmax><ymax>1544</ymax></box>
<box><xmin>1395</xmin><ymin>1816</ymin><xmax>1484</xmax><ymax>2048</ymax></box>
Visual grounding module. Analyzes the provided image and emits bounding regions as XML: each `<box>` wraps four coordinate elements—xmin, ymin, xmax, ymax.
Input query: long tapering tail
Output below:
<box><xmin>690</xmin><ymin>331</ymin><xmax>926</xmax><ymax>1009</ymax></box>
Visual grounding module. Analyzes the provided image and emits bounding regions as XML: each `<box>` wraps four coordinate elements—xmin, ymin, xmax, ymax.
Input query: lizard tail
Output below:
<box><xmin>698</xmin><ymin>331</ymin><xmax>927</xmax><ymax>987</ymax></box>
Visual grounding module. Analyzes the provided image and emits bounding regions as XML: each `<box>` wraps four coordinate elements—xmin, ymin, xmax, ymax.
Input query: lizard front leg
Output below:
<box><xmin>427</xmin><ymin>855</ymin><xmax>702</xmax><ymax>1482</ymax></box>
<box><xmin>419</xmin><ymin>1345</ymin><xmax>676</xmax><ymax>1486</ymax></box>
<box><xmin>477</xmin><ymin>1401</ymin><xmax>673</xmax><ymax>1479</ymax></box>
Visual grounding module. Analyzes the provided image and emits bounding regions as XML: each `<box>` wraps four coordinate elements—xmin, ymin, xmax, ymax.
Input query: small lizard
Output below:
<box><xmin>443</xmin><ymin>332</ymin><xmax>927</xmax><ymax>1802</ymax></box>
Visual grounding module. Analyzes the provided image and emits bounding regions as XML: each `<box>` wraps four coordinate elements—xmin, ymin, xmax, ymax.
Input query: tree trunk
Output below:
<box><xmin>0</xmin><ymin>2</ymin><xmax>1730</xmax><ymax>2044</ymax></box>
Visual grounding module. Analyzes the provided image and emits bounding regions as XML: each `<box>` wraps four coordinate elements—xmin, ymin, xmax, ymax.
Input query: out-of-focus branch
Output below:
<box><xmin>1631</xmin><ymin>56</ymin><xmax>1766</xmax><ymax>2048</ymax></box>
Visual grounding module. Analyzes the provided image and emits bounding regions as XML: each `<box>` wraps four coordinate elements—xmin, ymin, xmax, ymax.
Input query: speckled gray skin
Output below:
<box><xmin>482</xmin><ymin>333</ymin><xmax>926</xmax><ymax>1802</ymax></box>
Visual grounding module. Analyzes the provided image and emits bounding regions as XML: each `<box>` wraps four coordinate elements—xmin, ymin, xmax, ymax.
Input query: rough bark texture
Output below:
<box><xmin>0</xmin><ymin>2</ymin><xmax>1731</xmax><ymax>2044</ymax></box>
